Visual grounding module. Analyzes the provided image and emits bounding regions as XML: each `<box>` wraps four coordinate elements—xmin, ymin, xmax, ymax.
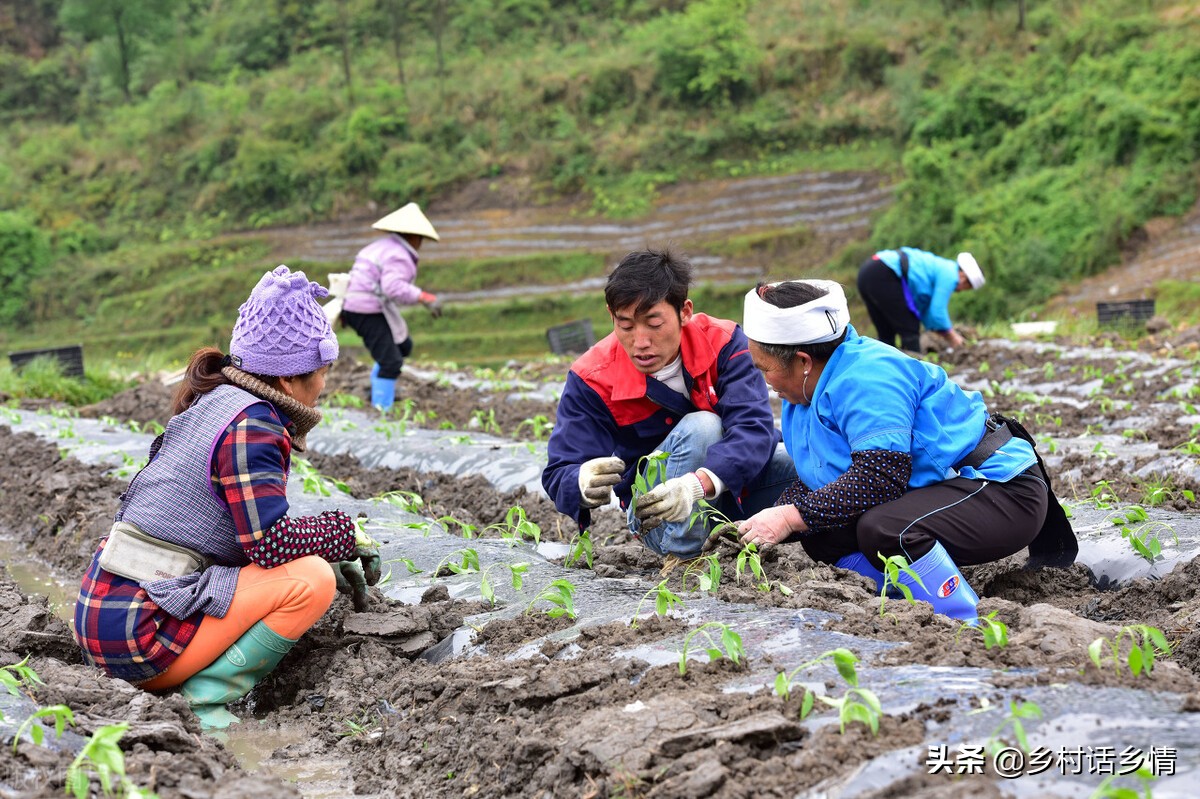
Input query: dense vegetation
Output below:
<box><xmin>1</xmin><ymin>0</ymin><xmax>1198</xmax><ymax>368</ymax></box>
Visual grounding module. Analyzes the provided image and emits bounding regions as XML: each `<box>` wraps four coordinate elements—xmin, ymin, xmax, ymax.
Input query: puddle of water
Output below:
<box><xmin>222</xmin><ymin>723</ymin><xmax>360</xmax><ymax>799</ymax></box>
<box><xmin>0</xmin><ymin>535</ymin><xmax>77</xmax><ymax>623</ymax></box>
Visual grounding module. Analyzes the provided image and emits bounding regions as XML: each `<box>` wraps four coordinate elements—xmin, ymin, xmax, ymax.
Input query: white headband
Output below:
<box><xmin>743</xmin><ymin>280</ymin><xmax>850</xmax><ymax>345</ymax></box>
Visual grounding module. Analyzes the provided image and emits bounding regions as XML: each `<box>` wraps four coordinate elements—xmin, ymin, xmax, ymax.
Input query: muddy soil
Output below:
<box><xmin>4</xmin><ymin>313</ymin><xmax>1200</xmax><ymax>797</ymax></box>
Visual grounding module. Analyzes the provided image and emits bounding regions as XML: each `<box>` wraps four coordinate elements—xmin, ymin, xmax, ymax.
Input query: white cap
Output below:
<box><xmin>743</xmin><ymin>279</ymin><xmax>850</xmax><ymax>345</ymax></box>
<box><xmin>956</xmin><ymin>252</ymin><xmax>984</xmax><ymax>289</ymax></box>
<box><xmin>371</xmin><ymin>202</ymin><xmax>440</xmax><ymax>241</ymax></box>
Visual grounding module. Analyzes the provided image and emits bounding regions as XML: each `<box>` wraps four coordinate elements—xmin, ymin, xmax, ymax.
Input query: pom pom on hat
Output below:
<box><xmin>229</xmin><ymin>265</ymin><xmax>339</xmax><ymax>377</ymax></box>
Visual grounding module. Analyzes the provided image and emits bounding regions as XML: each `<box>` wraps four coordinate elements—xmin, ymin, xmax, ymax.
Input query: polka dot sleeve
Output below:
<box><xmin>246</xmin><ymin>510</ymin><xmax>358</xmax><ymax>568</ymax></box>
<box><xmin>776</xmin><ymin>449</ymin><xmax>912</xmax><ymax>534</ymax></box>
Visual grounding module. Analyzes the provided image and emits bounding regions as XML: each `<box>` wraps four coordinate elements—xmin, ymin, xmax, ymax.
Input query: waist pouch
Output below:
<box><xmin>99</xmin><ymin>521</ymin><xmax>211</xmax><ymax>583</ymax></box>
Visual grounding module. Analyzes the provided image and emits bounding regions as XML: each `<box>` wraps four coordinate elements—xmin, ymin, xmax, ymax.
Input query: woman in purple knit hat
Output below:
<box><xmin>73</xmin><ymin>265</ymin><xmax>380</xmax><ymax>730</ymax></box>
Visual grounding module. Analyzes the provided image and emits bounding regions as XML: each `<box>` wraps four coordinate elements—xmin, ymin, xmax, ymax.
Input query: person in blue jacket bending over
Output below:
<box><xmin>856</xmin><ymin>246</ymin><xmax>985</xmax><ymax>352</ymax></box>
<box><xmin>735</xmin><ymin>279</ymin><xmax>1074</xmax><ymax>623</ymax></box>
<box><xmin>542</xmin><ymin>248</ymin><xmax>797</xmax><ymax>576</ymax></box>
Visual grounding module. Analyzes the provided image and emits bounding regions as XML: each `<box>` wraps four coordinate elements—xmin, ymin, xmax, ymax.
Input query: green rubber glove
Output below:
<box><xmin>334</xmin><ymin>546</ymin><xmax>381</xmax><ymax>612</ymax></box>
<box><xmin>335</xmin><ymin>559</ymin><xmax>369</xmax><ymax>612</ymax></box>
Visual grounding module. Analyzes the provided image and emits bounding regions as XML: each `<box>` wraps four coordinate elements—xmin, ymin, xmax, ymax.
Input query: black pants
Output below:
<box><xmin>795</xmin><ymin>469</ymin><xmax>1049</xmax><ymax>568</ymax></box>
<box><xmin>857</xmin><ymin>258</ymin><xmax>920</xmax><ymax>352</ymax></box>
<box><xmin>341</xmin><ymin>311</ymin><xmax>413</xmax><ymax>380</ymax></box>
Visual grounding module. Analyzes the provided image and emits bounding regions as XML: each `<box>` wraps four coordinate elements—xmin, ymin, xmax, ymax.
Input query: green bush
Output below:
<box><xmin>840</xmin><ymin>34</ymin><xmax>896</xmax><ymax>90</ymax></box>
<box><xmin>0</xmin><ymin>212</ymin><xmax>52</xmax><ymax>327</ymax></box>
<box><xmin>583</xmin><ymin>66</ymin><xmax>638</xmax><ymax>116</ymax></box>
<box><xmin>652</xmin><ymin>0</ymin><xmax>761</xmax><ymax>107</ymax></box>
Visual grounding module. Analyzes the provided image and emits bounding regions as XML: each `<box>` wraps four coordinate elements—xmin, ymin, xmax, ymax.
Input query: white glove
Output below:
<box><xmin>634</xmin><ymin>473</ymin><xmax>705</xmax><ymax>530</ymax></box>
<box><xmin>578</xmin><ymin>456</ymin><xmax>625</xmax><ymax>509</ymax></box>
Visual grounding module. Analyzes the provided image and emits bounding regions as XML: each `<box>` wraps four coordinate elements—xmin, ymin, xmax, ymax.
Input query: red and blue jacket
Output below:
<box><xmin>542</xmin><ymin>313</ymin><xmax>782</xmax><ymax>529</ymax></box>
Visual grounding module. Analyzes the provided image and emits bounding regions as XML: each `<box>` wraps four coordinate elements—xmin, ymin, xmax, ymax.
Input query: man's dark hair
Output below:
<box><xmin>605</xmin><ymin>248</ymin><xmax>692</xmax><ymax>316</ymax></box>
<box><xmin>753</xmin><ymin>280</ymin><xmax>846</xmax><ymax>365</ymax></box>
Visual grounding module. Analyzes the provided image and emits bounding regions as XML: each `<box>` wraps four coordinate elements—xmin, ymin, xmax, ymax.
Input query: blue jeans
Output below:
<box><xmin>628</xmin><ymin>412</ymin><xmax>796</xmax><ymax>558</ymax></box>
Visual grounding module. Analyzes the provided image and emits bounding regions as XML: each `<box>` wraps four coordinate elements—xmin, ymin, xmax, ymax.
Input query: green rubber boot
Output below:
<box><xmin>180</xmin><ymin>621</ymin><xmax>297</xmax><ymax>730</ymax></box>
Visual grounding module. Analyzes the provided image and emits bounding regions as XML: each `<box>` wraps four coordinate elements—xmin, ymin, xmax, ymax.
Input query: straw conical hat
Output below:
<box><xmin>371</xmin><ymin>202</ymin><xmax>440</xmax><ymax>241</ymax></box>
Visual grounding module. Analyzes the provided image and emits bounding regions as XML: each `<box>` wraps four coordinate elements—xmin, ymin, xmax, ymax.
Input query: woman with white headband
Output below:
<box><xmin>856</xmin><ymin>247</ymin><xmax>984</xmax><ymax>352</ymax></box>
<box><xmin>735</xmin><ymin>280</ymin><xmax>1073</xmax><ymax>623</ymax></box>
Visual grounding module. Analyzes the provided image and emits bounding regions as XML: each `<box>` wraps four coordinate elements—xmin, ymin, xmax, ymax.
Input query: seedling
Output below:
<box><xmin>377</xmin><ymin>556</ymin><xmax>422</xmax><ymax>587</ymax></box>
<box><xmin>437</xmin><ymin>515</ymin><xmax>479</xmax><ymax>539</ymax></box>
<box><xmin>631</xmin><ymin>579</ymin><xmax>684</xmax><ymax>627</ymax></box>
<box><xmin>734</xmin><ymin>542</ymin><xmax>766</xmax><ymax>587</ymax></box>
<box><xmin>1092</xmin><ymin>765</ymin><xmax>1156</xmax><ymax>799</ymax></box>
<box><xmin>1106</xmin><ymin>505</ymin><xmax>1177</xmax><ymax>562</ymax></box>
<box><xmin>1090</xmin><ymin>480</ymin><xmax>1119</xmax><ymax>510</ymax></box>
<box><xmin>66</xmin><ymin>722</ymin><xmax>160</xmax><ymax>799</ymax></box>
<box><xmin>325</xmin><ymin>392</ymin><xmax>365</xmax><ymax>409</ymax></box>
<box><xmin>291</xmin><ymin>457</ymin><xmax>350</xmax><ymax>497</ymax></box>
<box><xmin>773</xmin><ymin>647</ymin><xmax>859</xmax><ymax>702</ymax></box>
<box><xmin>479</xmin><ymin>562</ymin><xmax>528</xmax><ymax>606</ymax></box>
<box><xmin>339</xmin><ymin>710</ymin><xmax>379</xmax><ymax>739</ymax></box>
<box><xmin>771</xmin><ymin>647</ymin><xmax>880</xmax><ymax>734</ymax></box>
<box><xmin>1</xmin><ymin>654</ymin><xmax>43</xmax><ymax>696</ymax></box>
<box><xmin>471</xmin><ymin>408</ymin><xmax>502</xmax><ymax>436</ymax></box>
<box><xmin>526</xmin><ymin>578</ymin><xmax>577</xmax><ymax>618</ymax></box>
<box><xmin>485</xmin><ymin>506</ymin><xmax>541</xmax><ymax>547</ymax></box>
<box><xmin>629</xmin><ymin>450</ymin><xmax>670</xmax><ymax>517</ymax></box>
<box><xmin>822</xmin><ymin>684</ymin><xmax>883</xmax><ymax>735</ymax></box>
<box><xmin>985</xmin><ymin>699</ymin><xmax>1042</xmax><ymax>755</ymax></box>
<box><xmin>956</xmin><ymin>610</ymin><xmax>1009</xmax><ymax>650</ymax></box>
<box><xmin>682</xmin><ymin>554</ymin><xmax>722</xmax><ymax>594</ymax></box>
<box><xmin>1088</xmin><ymin>624</ymin><xmax>1171</xmax><ymax>678</ymax></box>
<box><xmin>877</xmin><ymin>553</ymin><xmax>924</xmax><ymax>617</ymax></box>
<box><xmin>514</xmin><ymin>414</ymin><xmax>554</xmax><ymax>441</ymax></box>
<box><xmin>433</xmin><ymin>548</ymin><xmax>480</xmax><ymax>577</ymax></box>
<box><xmin>371</xmin><ymin>490</ymin><xmax>425</xmax><ymax>514</ymax></box>
<box><xmin>12</xmin><ymin>704</ymin><xmax>75</xmax><ymax>753</ymax></box>
<box><xmin>678</xmin><ymin>622</ymin><xmax>744</xmax><ymax>675</ymax></box>
<box><xmin>564</xmin><ymin>529</ymin><xmax>593</xmax><ymax>568</ymax></box>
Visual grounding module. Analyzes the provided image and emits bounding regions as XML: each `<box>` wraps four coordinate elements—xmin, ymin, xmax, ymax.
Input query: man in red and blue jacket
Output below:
<box><xmin>543</xmin><ymin>249</ymin><xmax>795</xmax><ymax>570</ymax></box>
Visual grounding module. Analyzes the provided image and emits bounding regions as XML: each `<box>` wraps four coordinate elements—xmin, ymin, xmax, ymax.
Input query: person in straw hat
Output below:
<box><xmin>734</xmin><ymin>279</ymin><xmax>1073</xmax><ymax>623</ymax></box>
<box><xmin>856</xmin><ymin>246</ymin><xmax>984</xmax><ymax>353</ymax></box>
<box><xmin>73</xmin><ymin>265</ymin><xmax>381</xmax><ymax>729</ymax></box>
<box><xmin>341</xmin><ymin>201</ymin><xmax>444</xmax><ymax>412</ymax></box>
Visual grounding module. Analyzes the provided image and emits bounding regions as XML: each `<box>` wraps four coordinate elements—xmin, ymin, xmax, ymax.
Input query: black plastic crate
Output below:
<box><xmin>8</xmin><ymin>344</ymin><xmax>85</xmax><ymax>378</ymax></box>
<box><xmin>546</xmin><ymin>319</ymin><xmax>596</xmax><ymax>355</ymax></box>
<box><xmin>1096</xmin><ymin>299</ymin><xmax>1155</xmax><ymax>327</ymax></box>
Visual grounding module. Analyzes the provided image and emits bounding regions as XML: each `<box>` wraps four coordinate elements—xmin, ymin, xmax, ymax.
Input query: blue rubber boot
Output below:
<box><xmin>180</xmin><ymin>621</ymin><xmax>297</xmax><ymax>730</ymax></box>
<box><xmin>370</xmin><ymin>362</ymin><xmax>380</xmax><ymax>380</ymax></box>
<box><xmin>898</xmin><ymin>541</ymin><xmax>980</xmax><ymax>625</ymax></box>
<box><xmin>370</xmin><ymin>375</ymin><xmax>396</xmax><ymax>413</ymax></box>
<box><xmin>835</xmin><ymin>551</ymin><xmax>884</xmax><ymax>592</ymax></box>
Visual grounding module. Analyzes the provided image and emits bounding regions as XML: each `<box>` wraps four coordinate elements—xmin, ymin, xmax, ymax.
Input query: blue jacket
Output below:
<box><xmin>781</xmin><ymin>325</ymin><xmax>1035</xmax><ymax>490</ymax></box>
<box><xmin>543</xmin><ymin>314</ymin><xmax>782</xmax><ymax>529</ymax></box>
<box><xmin>875</xmin><ymin>247</ymin><xmax>960</xmax><ymax>332</ymax></box>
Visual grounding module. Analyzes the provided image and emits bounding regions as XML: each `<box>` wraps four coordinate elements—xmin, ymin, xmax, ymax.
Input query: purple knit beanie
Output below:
<box><xmin>229</xmin><ymin>265</ymin><xmax>339</xmax><ymax>376</ymax></box>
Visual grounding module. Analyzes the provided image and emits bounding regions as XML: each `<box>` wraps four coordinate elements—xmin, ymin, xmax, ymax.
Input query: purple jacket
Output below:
<box><xmin>342</xmin><ymin>234</ymin><xmax>425</xmax><ymax>313</ymax></box>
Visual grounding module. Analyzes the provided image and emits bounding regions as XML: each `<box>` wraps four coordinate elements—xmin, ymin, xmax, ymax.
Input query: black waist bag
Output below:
<box><xmin>990</xmin><ymin>413</ymin><xmax>1078</xmax><ymax>569</ymax></box>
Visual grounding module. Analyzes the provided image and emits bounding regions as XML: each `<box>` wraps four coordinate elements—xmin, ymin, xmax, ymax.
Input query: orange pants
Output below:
<box><xmin>140</xmin><ymin>556</ymin><xmax>335</xmax><ymax>691</ymax></box>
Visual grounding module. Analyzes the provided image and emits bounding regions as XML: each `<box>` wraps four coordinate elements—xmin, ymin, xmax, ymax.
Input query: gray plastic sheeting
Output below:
<box><xmin>6</xmin><ymin>406</ymin><xmax>1200</xmax><ymax>796</ymax></box>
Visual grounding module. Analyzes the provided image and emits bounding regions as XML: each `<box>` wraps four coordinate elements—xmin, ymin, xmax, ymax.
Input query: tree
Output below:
<box><xmin>0</xmin><ymin>212</ymin><xmax>51</xmax><ymax>328</ymax></box>
<box><xmin>59</xmin><ymin>0</ymin><xmax>177</xmax><ymax>102</ymax></box>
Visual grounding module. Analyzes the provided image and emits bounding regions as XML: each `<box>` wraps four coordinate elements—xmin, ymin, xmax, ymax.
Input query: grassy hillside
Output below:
<box><xmin>2</xmin><ymin>0</ymin><xmax>1199</xmax><ymax>373</ymax></box>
